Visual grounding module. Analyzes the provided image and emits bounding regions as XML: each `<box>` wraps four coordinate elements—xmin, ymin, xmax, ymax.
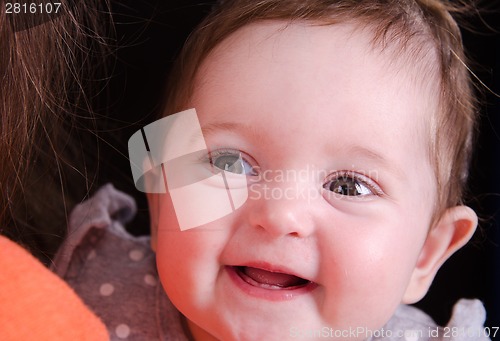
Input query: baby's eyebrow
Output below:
<box><xmin>344</xmin><ymin>145</ymin><xmax>405</xmax><ymax>181</ymax></box>
<box><xmin>187</xmin><ymin>120</ymin><xmax>261</xmax><ymax>149</ymax></box>
<box><xmin>198</xmin><ymin>121</ymin><xmax>263</xmax><ymax>141</ymax></box>
<box><xmin>201</xmin><ymin>121</ymin><xmax>240</xmax><ymax>136</ymax></box>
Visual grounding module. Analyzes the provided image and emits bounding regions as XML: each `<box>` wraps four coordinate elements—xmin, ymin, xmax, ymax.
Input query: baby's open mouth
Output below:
<box><xmin>233</xmin><ymin>266</ymin><xmax>312</xmax><ymax>290</ymax></box>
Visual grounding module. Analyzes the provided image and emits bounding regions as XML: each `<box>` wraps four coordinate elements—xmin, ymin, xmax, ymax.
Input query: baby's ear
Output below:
<box><xmin>402</xmin><ymin>206</ymin><xmax>478</xmax><ymax>304</ymax></box>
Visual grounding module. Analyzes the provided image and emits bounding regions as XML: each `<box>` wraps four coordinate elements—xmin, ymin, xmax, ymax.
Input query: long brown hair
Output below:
<box><xmin>0</xmin><ymin>0</ymin><xmax>111</xmax><ymax>262</ymax></box>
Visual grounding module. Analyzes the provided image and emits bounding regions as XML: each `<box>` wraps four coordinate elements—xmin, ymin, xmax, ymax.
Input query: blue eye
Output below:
<box><xmin>323</xmin><ymin>172</ymin><xmax>375</xmax><ymax>196</ymax></box>
<box><xmin>209</xmin><ymin>150</ymin><xmax>257</xmax><ymax>176</ymax></box>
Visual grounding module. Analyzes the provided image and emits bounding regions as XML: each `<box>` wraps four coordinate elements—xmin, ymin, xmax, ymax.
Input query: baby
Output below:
<box><xmin>55</xmin><ymin>0</ymin><xmax>490</xmax><ymax>340</ymax></box>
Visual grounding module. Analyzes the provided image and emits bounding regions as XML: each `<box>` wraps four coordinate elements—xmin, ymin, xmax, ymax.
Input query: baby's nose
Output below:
<box><xmin>246</xmin><ymin>180</ymin><xmax>320</xmax><ymax>238</ymax></box>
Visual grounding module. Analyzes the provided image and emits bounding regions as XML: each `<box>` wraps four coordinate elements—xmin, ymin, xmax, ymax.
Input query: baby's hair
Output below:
<box><xmin>0</xmin><ymin>1</ymin><xmax>111</xmax><ymax>261</ymax></box>
<box><xmin>164</xmin><ymin>0</ymin><xmax>477</xmax><ymax>222</ymax></box>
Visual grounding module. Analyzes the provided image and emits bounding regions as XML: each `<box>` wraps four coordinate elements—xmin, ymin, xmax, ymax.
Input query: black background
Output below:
<box><xmin>96</xmin><ymin>0</ymin><xmax>500</xmax><ymax>329</ymax></box>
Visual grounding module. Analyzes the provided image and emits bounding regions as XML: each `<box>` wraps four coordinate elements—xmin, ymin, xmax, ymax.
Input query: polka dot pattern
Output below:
<box><xmin>61</xmin><ymin>185</ymin><xmax>185</xmax><ymax>339</ymax></box>
<box><xmin>99</xmin><ymin>283</ymin><xmax>115</xmax><ymax>296</ymax></box>
<box><xmin>129</xmin><ymin>249</ymin><xmax>144</xmax><ymax>261</ymax></box>
<box><xmin>144</xmin><ymin>274</ymin><xmax>157</xmax><ymax>286</ymax></box>
<box><xmin>115</xmin><ymin>324</ymin><xmax>131</xmax><ymax>339</ymax></box>
<box><xmin>93</xmin><ymin>247</ymin><xmax>161</xmax><ymax>337</ymax></box>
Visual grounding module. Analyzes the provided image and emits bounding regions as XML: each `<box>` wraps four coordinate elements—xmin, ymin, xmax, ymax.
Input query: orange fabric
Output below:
<box><xmin>0</xmin><ymin>235</ymin><xmax>109</xmax><ymax>340</ymax></box>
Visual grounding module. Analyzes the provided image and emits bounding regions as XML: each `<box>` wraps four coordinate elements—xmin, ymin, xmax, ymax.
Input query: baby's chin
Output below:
<box><xmin>193</xmin><ymin>317</ymin><xmax>381</xmax><ymax>341</ymax></box>
<box><xmin>181</xmin><ymin>298</ymin><xmax>339</xmax><ymax>341</ymax></box>
<box><xmin>182</xmin><ymin>290</ymin><xmax>399</xmax><ymax>341</ymax></box>
<box><xmin>191</xmin><ymin>313</ymin><xmax>328</xmax><ymax>341</ymax></box>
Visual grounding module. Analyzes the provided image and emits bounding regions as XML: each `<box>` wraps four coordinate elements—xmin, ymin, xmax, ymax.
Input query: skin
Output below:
<box><xmin>149</xmin><ymin>22</ymin><xmax>477</xmax><ymax>340</ymax></box>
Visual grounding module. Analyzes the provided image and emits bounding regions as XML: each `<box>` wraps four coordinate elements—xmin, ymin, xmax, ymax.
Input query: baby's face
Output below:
<box><xmin>153</xmin><ymin>22</ymin><xmax>441</xmax><ymax>340</ymax></box>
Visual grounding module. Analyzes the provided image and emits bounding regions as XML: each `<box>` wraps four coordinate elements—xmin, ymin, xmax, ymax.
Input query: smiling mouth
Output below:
<box><xmin>233</xmin><ymin>266</ymin><xmax>312</xmax><ymax>290</ymax></box>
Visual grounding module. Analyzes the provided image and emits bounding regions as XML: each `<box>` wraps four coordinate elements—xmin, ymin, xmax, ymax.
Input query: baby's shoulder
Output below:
<box><xmin>52</xmin><ymin>184</ymin><xmax>188</xmax><ymax>341</ymax></box>
<box><xmin>53</xmin><ymin>183</ymin><xmax>148</xmax><ymax>277</ymax></box>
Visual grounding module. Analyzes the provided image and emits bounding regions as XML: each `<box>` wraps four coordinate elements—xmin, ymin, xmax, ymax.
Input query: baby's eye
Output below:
<box><xmin>323</xmin><ymin>172</ymin><xmax>377</xmax><ymax>197</ymax></box>
<box><xmin>209</xmin><ymin>150</ymin><xmax>257</xmax><ymax>176</ymax></box>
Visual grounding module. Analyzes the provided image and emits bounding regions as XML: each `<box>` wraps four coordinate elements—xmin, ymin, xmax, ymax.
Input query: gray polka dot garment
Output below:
<box><xmin>52</xmin><ymin>184</ymin><xmax>490</xmax><ymax>341</ymax></box>
<box><xmin>52</xmin><ymin>184</ymin><xmax>189</xmax><ymax>341</ymax></box>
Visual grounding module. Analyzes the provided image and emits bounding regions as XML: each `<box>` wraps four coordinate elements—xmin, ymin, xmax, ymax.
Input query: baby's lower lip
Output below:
<box><xmin>225</xmin><ymin>266</ymin><xmax>317</xmax><ymax>301</ymax></box>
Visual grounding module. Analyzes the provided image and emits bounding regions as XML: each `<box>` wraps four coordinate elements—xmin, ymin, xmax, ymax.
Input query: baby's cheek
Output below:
<box><xmin>156</xmin><ymin>228</ymin><xmax>226</xmax><ymax>299</ymax></box>
<box><xmin>320</xmin><ymin>255</ymin><xmax>403</xmax><ymax>331</ymax></box>
<box><xmin>155</xmin><ymin>231</ymin><xmax>205</xmax><ymax>313</ymax></box>
<box><xmin>156</xmin><ymin>230</ymin><xmax>206</xmax><ymax>273</ymax></box>
<box><xmin>317</xmin><ymin>215</ymin><xmax>423</xmax><ymax>329</ymax></box>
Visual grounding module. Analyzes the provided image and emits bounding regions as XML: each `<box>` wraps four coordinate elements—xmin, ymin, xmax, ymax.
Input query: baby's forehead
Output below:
<box><xmin>206</xmin><ymin>21</ymin><xmax>433</xmax><ymax>74</ymax></box>
<box><xmin>196</xmin><ymin>20</ymin><xmax>441</xmax><ymax>112</ymax></box>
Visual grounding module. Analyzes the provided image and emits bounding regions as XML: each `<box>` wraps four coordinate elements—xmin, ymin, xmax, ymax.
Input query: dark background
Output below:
<box><xmin>95</xmin><ymin>0</ymin><xmax>500</xmax><ymax>329</ymax></box>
